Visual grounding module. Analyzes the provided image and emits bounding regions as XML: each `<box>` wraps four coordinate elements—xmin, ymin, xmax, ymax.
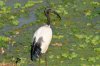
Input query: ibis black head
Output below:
<box><xmin>44</xmin><ymin>8</ymin><xmax>61</xmax><ymax>25</ymax></box>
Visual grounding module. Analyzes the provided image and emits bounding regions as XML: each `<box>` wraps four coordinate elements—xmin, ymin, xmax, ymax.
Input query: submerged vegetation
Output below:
<box><xmin>0</xmin><ymin>0</ymin><xmax>100</xmax><ymax>66</ymax></box>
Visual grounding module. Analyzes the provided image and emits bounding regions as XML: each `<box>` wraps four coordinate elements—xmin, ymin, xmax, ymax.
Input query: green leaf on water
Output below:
<box><xmin>74</xmin><ymin>34</ymin><xmax>85</xmax><ymax>39</ymax></box>
<box><xmin>88</xmin><ymin>57</ymin><xmax>96</xmax><ymax>63</ymax></box>
<box><xmin>24</xmin><ymin>1</ymin><xmax>35</xmax><ymax>8</ymax></box>
<box><xmin>80</xmin><ymin>57</ymin><xmax>86</xmax><ymax>61</ymax></box>
<box><xmin>0</xmin><ymin>1</ymin><xmax>5</xmax><ymax>7</ymax></box>
<box><xmin>53</xmin><ymin>35</ymin><xmax>64</xmax><ymax>39</ymax></box>
<box><xmin>91</xmin><ymin>35</ymin><xmax>100</xmax><ymax>45</ymax></box>
<box><xmin>20</xmin><ymin>9</ymin><xmax>25</xmax><ymax>13</ymax></box>
<box><xmin>90</xmin><ymin>1</ymin><xmax>100</xmax><ymax>7</ymax></box>
<box><xmin>56</xmin><ymin>55</ymin><xmax>60</xmax><ymax>59</ymax></box>
<box><xmin>0</xmin><ymin>36</ymin><xmax>10</xmax><ymax>42</ymax></box>
<box><xmin>49</xmin><ymin>55</ymin><xmax>54</xmax><ymax>59</ymax></box>
<box><xmin>95</xmin><ymin>56</ymin><xmax>100</xmax><ymax>60</ymax></box>
<box><xmin>14</xmin><ymin>2</ymin><xmax>21</xmax><ymax>8</ymax></box>
<box><xmin>40</xmin><ymin>59</ymin><xmax>45</xmax><ymax>64</ymax></box>
<box><xmin>70</xmin><ymin>52</ymin><xmax>78</xmax><ymax>58</ymax></box>
<box><xmin>62</xmin><ymin>53</ymin><xmax>68</xmax><ymax>58</ymax></box>
<box><xmin>94</xmin><ymin>48</ymin><xmax>100</xmax><ymax>52</ymax></box>
<box><xmin>12</xmin><ymin>20</ymin><xmax>19</xmax><ymax>26</ymax></box>
<box><xmin>84</xmin><ymin>9</ymin><xmax>92</xmax><ymax>16</ymax></box>
<box><xmin>79</xmin><ymin>44</ymin><xmax>86</xmax><ymax>48</ymax></box>
<box><xmin>87</xmin><ymin>23</ymin><xmax>92</xmax><ymax>26</ymax></box>
<box><xmin>9</xmin><ymin>15</ymin><xmax>15</xmax><ymax>20</ymax></box>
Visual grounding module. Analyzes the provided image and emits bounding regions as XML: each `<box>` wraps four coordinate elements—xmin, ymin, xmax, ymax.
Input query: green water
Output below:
<box><xmin>0</xmin><ymin>0</ymin><xmax>100</xmax><ymax>66</ymax></box>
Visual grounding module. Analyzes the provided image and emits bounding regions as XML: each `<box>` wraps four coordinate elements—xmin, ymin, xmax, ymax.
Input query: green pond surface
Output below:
<box><xmin>0</xmin><ymin>0</ymin><xmax>100</xmax><ymax>66</ymax></box>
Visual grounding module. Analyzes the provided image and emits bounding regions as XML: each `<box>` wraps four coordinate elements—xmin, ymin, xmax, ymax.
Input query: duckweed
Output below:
<box><xmin>0</xmin><ymin>0</ymin><xmax>99</xmax><ymax>66</ymax></box>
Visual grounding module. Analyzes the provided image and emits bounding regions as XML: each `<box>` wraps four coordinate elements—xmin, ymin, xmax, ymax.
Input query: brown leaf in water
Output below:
<box><xmin>0</xmin><ymin>63</ymin><xmax>16</xmax><ymax>66</ymax></box>
<box><xmin>0</xmin><ymin>47</ymin><xmax>5</xmax><ymax>54</ymax></box>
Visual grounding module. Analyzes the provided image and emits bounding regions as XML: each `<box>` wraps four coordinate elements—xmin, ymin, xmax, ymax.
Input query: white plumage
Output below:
<box><xmin>33</xmin><ymin>25</ymin><xmax>52</xmax><ymax>53</ymax></box>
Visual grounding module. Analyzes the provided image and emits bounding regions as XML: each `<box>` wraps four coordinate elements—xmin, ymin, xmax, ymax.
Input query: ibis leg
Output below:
<box><xmin>45</xmin><ymin>53</ymin><xmax>47</xmax><ymax>66</ymax></box>
<box><xmin>39</xmin><ymin>57</ymin><xmax>40</xmax><ymax>66</ymax></box>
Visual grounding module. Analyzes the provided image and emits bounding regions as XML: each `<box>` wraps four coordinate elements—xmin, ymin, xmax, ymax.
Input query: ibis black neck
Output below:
<box><xmin>46</xmin><ymin>14</ymin><xmax>51</xmax><ymax>25</ymax></box>
<box><xmin>44</xmin><ymin>9</ymin><xmax>51</xmax><ymax>25</ymax></box>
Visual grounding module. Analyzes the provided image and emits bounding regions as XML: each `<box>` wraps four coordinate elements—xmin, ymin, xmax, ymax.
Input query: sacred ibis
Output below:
<box><xmin>31</xmin><ymin>8</ymin><xmax>61</xmax><ymax>63</ymax></box>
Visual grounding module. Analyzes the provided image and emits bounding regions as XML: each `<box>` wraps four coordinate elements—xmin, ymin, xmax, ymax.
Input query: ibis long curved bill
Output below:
<box><xmin>52</xmin><ymin>10</ymin><xmax>61</xmax><ymax>20</ymax></box>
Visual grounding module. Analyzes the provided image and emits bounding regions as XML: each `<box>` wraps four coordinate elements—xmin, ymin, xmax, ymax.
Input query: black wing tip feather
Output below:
<box><xmin>30</xmin><ymin>43</ymin><xmax>41</xmax><ymax>61</ymax></box>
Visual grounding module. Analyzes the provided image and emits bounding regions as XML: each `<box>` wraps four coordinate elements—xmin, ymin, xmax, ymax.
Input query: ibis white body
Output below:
<box><xmin>33</xmin><ymin>25</ymin><xmax>52</xmax><ymax>53</ymax></box>
<box><xmin>31</xmin><ymin>8</ymin><xmax>61</xmax><ymax>61</ymax></box>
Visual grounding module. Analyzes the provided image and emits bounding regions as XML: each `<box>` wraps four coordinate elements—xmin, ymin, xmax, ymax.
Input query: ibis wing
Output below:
<box><xmin>31</xmin><ymin>37</ymin><xmax>43</xmax><ymax>61</ymax></box>
<box><xmin>31</xmin><ymin>37</ymin><xmax>36</xmax><ymax>60</ymax></box>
